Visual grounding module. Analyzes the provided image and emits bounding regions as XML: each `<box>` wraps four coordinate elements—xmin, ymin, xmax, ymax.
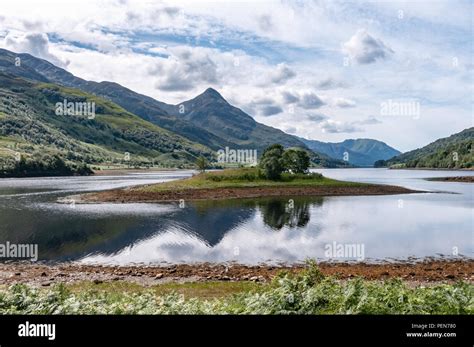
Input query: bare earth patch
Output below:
<box><xmin>1</xmin><ymin>260</ymin><xmax>472</xmax><ymax>287</ymax></box>
<box><xmin>64</xmin><ymin>184</ymin><xmax>422</xmax><ymax>204</ymax></box>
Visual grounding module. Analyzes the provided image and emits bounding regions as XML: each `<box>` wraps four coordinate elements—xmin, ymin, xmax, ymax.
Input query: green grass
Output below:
<box><xmin>0</xmin><ymin>265</ymin><xmax>472</xmax><ymax>314</ymax></box>
<box><xmin>67</xmin><ymin>281</ymin><xmax>263</xmax><ymax>300</ymax></box>
<box><xmin>137</xmin><ymin>168</ymin><xmax>368</xmax><ymax>192</ymax></box>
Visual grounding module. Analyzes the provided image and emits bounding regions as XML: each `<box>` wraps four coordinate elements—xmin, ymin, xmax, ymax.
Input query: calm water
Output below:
<box><xmin>0</xmin><ymin>169</ymin><xmax>472</xmax><ymax>265</ymax></box>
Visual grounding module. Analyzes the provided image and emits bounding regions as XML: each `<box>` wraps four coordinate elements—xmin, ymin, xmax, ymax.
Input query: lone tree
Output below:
<box><xmin>260</xmin><ymin>144</ymin><xmax>285</xmax><ymax>180</ymax></box>
<box><xmin>260</xmin><ymin>145</ymin><xmax>311</xmax><ymax>179</ymax></box>
<box><xmin>196</xmin><ymin>156</ymin><xmax>208</xmax><ymax>173</ymax></box>
<box><xmin>283</xmin><ymin>149</ymin><xmax>310</xmax><ymax>174</ymax></box>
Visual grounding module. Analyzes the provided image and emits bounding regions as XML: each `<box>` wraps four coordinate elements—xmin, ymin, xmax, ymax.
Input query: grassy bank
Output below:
<box><xmin>1</xmin><ymin>265</ymin><xmax>471</xmax><ymax>314</ymax></box>
<box><xmin>138</xmin><ymin>168</ymin><xmax>360</xmax><ymax>191</ymax></box>
<box><xmin>71</xmin><ymin>168</ymin><xmax>421</xmax><ymax>203</ymax></box>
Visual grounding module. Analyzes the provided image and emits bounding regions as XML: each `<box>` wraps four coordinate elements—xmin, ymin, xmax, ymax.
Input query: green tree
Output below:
<box><xmin>196</xmin><ymin>156</ymin><xmax>208</xmax><ymax>173</ymax></box>
<box><xmin>283</xmin><ymin>149</ymin><xmax>310</xmax><ymax>173</ymax></box>
<box><xmin>260</xmin><ymin>144</ymin><xmax>285</xmax><ymax>180</ymax></box>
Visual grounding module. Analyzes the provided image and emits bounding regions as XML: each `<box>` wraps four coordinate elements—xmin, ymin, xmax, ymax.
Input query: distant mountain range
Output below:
<box><xmin>0</xmin><ymin>48</ymin><xmax>351</xmax><ymax>168</ymax></box>
<box><xmin>3</xmin><ymin>47</ymin><xmax>468</xmax><ymax>171</ymax></box>
<box><xmin>0</xmin><ymin>49</ymin><xmax>305</xmax><ymax>152</ymax></box>
<box><xmin>299</xmin><ymin>137</ymin><xmax>400</xmax><ymax>167</ymax></box>
<box><xmin>377</xmin><ymin>127</ymin><xmax>473</xmax><ymax>169</ymax></box>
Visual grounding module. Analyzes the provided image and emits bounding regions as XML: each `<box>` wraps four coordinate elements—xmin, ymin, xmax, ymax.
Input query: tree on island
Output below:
<box><xmin>260</xmin><ymin>144</ymin><xmax>285</xmax><ymax>180</ymax></box>
<box><xmin>282</xmin><ymin>149</ymin><xmax>310</xmax><ymax>174</ymax></box>
<box><xmin>260</xmin><ymin>144</ymin><xmax>311</xmax><ymax>179</ymax></box>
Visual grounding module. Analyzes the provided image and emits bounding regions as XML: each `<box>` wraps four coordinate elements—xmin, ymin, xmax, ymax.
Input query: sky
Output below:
<box><xmin>0</xmin><ymin>0</ymin><xmax>472</xmax><ymax>152</ymax></box>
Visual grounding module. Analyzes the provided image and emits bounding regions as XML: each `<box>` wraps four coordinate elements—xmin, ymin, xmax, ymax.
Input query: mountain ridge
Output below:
<box><xmin>0</xmin><ymin>48</ymin><xmax>309</xmax><ymax>153</ymax></box>
<box><xmin>299</xmin><ymin>137</ymin><xmax>400</xmax><ymax>167</ymax></box>
<box><xmin>0</xmin><ymin>48</ymin><xmax>400</xmax><ymax>169</ymax></box>
<box><xmin>378</xmin><ymin>127</ymin><xmax>473</xmax><ymax>169</ymax></box>
<box><xmin>0</xmin><ymin>72</ymin><xmax>213</xmax><ymax>170</ymax></box>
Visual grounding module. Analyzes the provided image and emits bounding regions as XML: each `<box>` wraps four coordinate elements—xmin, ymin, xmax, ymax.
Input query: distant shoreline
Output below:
<box><xmin>425</xmin><ymin>176</ymin><xmax>474</xmax><ymax>183</ymax></box>
<box><xmin>389</xmin><ymin>167</ymin><xmax>474</xmax><ymax>171</ymax></box>
<box><xmin>92</xmin><ymin>168</ymin><xmax>191</xmax><ymax>176</ymax></box>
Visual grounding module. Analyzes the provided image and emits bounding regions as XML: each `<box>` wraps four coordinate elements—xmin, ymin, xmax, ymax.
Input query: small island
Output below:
<box><xmin>65</xmin><ymin>144</ymin><xmax>421</xmax><ymax>204</ymax></box>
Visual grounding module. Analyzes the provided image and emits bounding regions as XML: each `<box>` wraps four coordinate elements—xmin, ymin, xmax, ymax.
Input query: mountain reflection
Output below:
<box><xmin>0</xmin><ymin>196</ymin><xmax>325</xmax><ymax>261</ymax></box>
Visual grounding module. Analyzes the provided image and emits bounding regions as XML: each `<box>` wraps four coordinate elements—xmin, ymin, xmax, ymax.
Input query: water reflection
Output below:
<box><xmin>259</xmin><ymin>198</ymin><xmax>317</xmax><ymax>229</ymax></box>
<box><xmin>0</xmin><ymin>169</ymin><xmax>472</xmax><ymax>264</ymax></box>
<box><xmin>80</xmin><ymin>197</ymin><xmax>327</xmax><ymax>265</ymax></box>
<box><xmin>0</xmin><ymin>196</ymin><xmax>322</xmax><ymax>262</ymax></box>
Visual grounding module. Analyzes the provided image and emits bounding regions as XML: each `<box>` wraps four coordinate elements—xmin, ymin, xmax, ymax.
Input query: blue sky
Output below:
<box><xmin>0</xmin><ymin>0</ymin><xmax>472</xmax><ymax>151</ymax></box>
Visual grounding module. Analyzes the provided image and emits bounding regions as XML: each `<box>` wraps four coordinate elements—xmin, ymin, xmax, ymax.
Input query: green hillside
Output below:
<box><xmin>0</xmin><ymin>49</ymin><xmax>308</xmax><ymax>153</ymax></box>
<box><xmin>0</xmin><ymin>73</ymin><xmax>213</xmax><ymax>175</ymax></box>
<box><xmin>376</xmin><ymin>128</ymin><xmax>473</xmax><ymax>169</ymax></box>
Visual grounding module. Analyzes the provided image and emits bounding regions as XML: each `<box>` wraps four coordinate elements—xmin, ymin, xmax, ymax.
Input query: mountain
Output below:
<box><xmin>0</xmin><ymin>48</ymin><xmax>308</xmax><ymax>154</ymax></box>
<box><xmin>0</xmin><ymin>48</ymin><xmax>355</xmax><ymax>168</ymax></box>
<box><xmin>299</xmin><ymin>138</ymin><xmax>400</xmax><ymax>167</ymax></box>
<box><xmin>377</xmin><ymin>128</ymin><xmax>473</xmax><ymax>169</ymax></box>
<box><xmin>172</xmin><ymin>87</ymin><xmax>307</xmax><ymax>150</ymax></box>
<box><xmin>0</xmin><ymin>72</ymin><xmax>213</xmax><ymax>171</ymax></box>
<box><xmin>0</xmin><ymin>49</ymin><xmax>232</xmax><ymax>149</ymax></box>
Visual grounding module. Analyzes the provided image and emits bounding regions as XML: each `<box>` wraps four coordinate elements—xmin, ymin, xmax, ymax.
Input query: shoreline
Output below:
<box><xmin>92</xmin><ymin>168</ymin><xmax>193</xmax><ymax>176</ymax></box>
<box><xmin>389</xmin><ymin>167</ymin><xmax>474</xmax><ymax>171</ymax></box>
<box><xmin>62</xmin><ymin>184</ymin><xmax>423</xmax><ymax>204</ymax></box>
<box><xmin>425</xmin><ymin>176</ymin><xmax>474</xmax><ymax>183</ymax></box>
<box><xmin>1</xmin><ymin>259</ymin><xmax>472</xmax><ymax>287</ymax></box>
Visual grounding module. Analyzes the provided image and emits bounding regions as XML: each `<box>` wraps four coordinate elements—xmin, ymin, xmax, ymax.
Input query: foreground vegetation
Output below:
<box><xmin>1</xmin><ymin>265</ymin><xmax>471</xmax><ymax>314</ymax></box>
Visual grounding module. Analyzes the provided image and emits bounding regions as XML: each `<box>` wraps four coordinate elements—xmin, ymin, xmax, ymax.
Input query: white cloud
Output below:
<box><xmin>298</xmin><ymin>92</ymin><xmax>325</xmax><ymax>109</ymax></box>
<box><xmin>316</xmin><ymin>77</ymin><xmax>348</xmax><ymax>90</ymax></box>
<box><xmin>320</xmin><ymin>119</ymin><xmax>362</xmax><ymax>134</ymax></box>
<box><xmin>259</xmin><ymin>104</ymin><xmax>283</xmax><ymax>116</ymax></box>
<box><xmin>3</xmin><ymin>32</ymin><xmax>68</xmax><ymax>67</ymax></box>
<box><xmin>149</xmin><ymin>47</ymin><xmax>219</xmax><ymax>92</ymax></box>
<box><xmin>343</xmin><ymin>29</ymin><xmax>394</xmax><ymax>64</ymax></box>
<box><xmin>333</xmin><ymin>97</ymin><xmax>356</xmax><ymax>108</ymax></box>
<box><xmin>280</xmin><ymin>90</ymin><xmax>299</xmax><ymax>104</ymax></box>
<box><xmin>355</xmin><ymin>116</ymin><xmax>382</xmax><ymax>125</ymax></box>
<box><xmin>268</xmin><ymin>63</ymin><xmax>296</xmax><ymax>84</ymax></box>
<box><xmin>305</xmin><ymin>113</ymin><xmax>328</xmax><ymax>123</ymax></box>
<box><xmin>247</xmin><ymin>95</ymin><xmax>284</xmax><ymax>117</ymax></box>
